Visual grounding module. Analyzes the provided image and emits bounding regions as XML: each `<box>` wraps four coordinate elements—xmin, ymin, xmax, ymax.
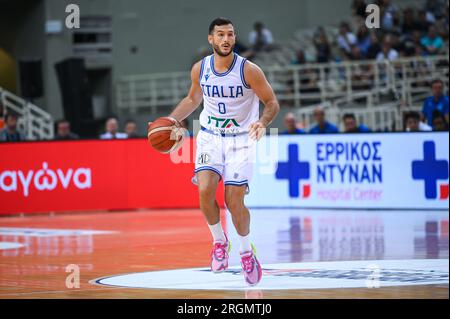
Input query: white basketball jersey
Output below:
<box><xmin>198</xmin><ymin>53</ymin><xmax>259</xmax><ymax>134</ymax></box>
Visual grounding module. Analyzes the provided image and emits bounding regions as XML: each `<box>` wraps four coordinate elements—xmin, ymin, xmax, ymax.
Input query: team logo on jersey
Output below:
<box><xmin>198</xmin><ymin>152</ymin><xmax>211</xmax><ymax>165</ymax></box>
<box><xmin>204</xmin><ymin>68</ymin><xmax>211</xmax><ymax>82</ymax></box>
<box><xmin>208</xmin><ymin>116</ymin><xmax>240</xmax><ymax>129</ymax></box>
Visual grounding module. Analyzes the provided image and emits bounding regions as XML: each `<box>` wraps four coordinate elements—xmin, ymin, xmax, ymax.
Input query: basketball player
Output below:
<box><xmin>163</xmin><ymin>18</ymin><xmax>279</xmax><ymax>286</ymax></box>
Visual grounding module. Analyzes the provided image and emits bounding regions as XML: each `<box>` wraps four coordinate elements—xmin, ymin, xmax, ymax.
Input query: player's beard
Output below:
<box><xmin>213</xmin><ymin>42</ymin><xmax>235</xmax><ymax>57</ymax></box>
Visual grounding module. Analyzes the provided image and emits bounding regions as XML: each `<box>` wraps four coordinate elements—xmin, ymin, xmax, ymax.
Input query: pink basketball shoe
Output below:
<box><xmin>210</xmin><ymin>235</ymin><xmax>231</xmax><ymax>273</ymax></box>
<box><xmin>240</xmin><ymin>245</ymin><xmax>262</xmax><ymax>286</ymax></box>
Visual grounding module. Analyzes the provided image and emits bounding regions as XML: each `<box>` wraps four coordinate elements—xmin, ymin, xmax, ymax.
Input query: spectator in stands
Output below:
<box><xmin>124</xmin><ymin>119</ymin><xmax>139</xmax><ymax>138</ymax></box>
<box><xmin>249</xmin><ymin>22</ymin><xmax>274</xmax><ymax>52</ymax></box>
<box><xmin>313</xmin><ymin>27</ymin><xmax>332</xmax><ymax>63</ymax></box>
<box><xmin>337</xmin><ymin>22</ymin><xmax>357</xmax><ymax>59</ymax></box>
<box><xmin>350</xmin><ymin>46</ymin><xmax>374</xmax><ymax>90</ymax></box>
<box><xmin>435</xmin><ymin>4</ymin><xmax>449</xmax><ymax>40</ymax></box>
<box><xmin>0</xmin><ymin>99</ymin><xmax>5</xmax><ymax>130</ymax></box>
<box><xmin>342</xmin><ymin>113</ymin><xmax>371</xmax><ymax>133</ymax></box>
<box><xmin>54</xmin><ymin>119</ymin><xmax>79</xmax><ymax>140</ymax></box>
<box><xmin>379</xmin><ymin>0</ymin><xmax>400</xmax><ymax>32</ymax></box>
<box><xmin>355</xmin><ymin>25</ymin><xmax>371</xmax><ymax>58</ymax></box>
<box><xmin>431</xmin><ymin>111</ymin><xmax>449</xmax><ymax>131</ymax></box>
<box><xmin>376</xmin><ymin>35</ymin><xmax>399</xmax><ymax>61</ymax></box>
<box><xmin>403</xmin><ymin>30</ymin><xmax>426</xmax><ymax>57</ymax></box>
<box><xmin>289</xmin><ymin>49</ymin><xmax>320</xmax><ymax>95</ymax></box>
<box><xmin>0</xmin><ymin>113</ymin><xmax>26</xmax><ymax>142</ymax></box>
<box><xmin>351</xmin><ymin>0</ymin><xmax>367</xmax><ymax>19</ymax></box>
<box><xmin>292</xmin><ymin>49</ymin><xmax>307</xmax><ymax>64</ymax></box>
<box><xmin>401</xmin><ymin>8</ymin><xmax>421</xmax><ymax>35</ymax></box>
<box><xmin>281</xmin><ymin>112</ymin><xmax>305</xmax><ymax>134</ymax></box>
<box><xmin>422</xmin><ymin>79</ymin><xmax>449</xmax><ymax>125</ymax></box>
<box><xmin>423</xmin><ymin>0</ymin><xmax>446</xmax><ymax>20</ymax></box>
<box><xmin>366</xmin><ymin>32</ymin><xmax>382</xmax><ymax>59</ymax></box>
<box><xmin>405</xmin><ymin>111</ymin><xmax>432</xmax><ymax>131</ymax></box>
<box><xmin>416</xmin><ymin>10</ymin><xmax>432</xmax><ymax>33</ymax></box>
<box><xmin>421</xmin><ymin>25</ymin><xmax>444</xmax><ymax>55</ymax></box>
<box><xmin>233</xmin><ymin>40</ymin><xmax>255</xmax><ymax>59</ymax></box>
<box><xmin>100</xmin><ymin>117</ymin><xmax>127</xmax><ymax>139</ymax></box>
<box><xmin>309</xmin><ymin>106</ymin><xmax>339</xmax><ymax>134</ymax></box>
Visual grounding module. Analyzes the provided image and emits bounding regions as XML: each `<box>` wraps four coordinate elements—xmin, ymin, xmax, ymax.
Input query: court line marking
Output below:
<box><xmin>91</xmin><ymin>259</ymin><xmax>449</xmax><ymax>291</ymax></box>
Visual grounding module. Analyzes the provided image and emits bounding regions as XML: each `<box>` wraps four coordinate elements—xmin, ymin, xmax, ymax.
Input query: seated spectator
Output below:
<box><xmin>404</xmin><ymin>111</ymin><xmax>432</xmax><ymax>131</ymax></box>
<box><xmin>420</xmin><ymin>25</ymin><xmax>444</xmax><ymax>55</ymax></box>
<box><xmin>309</xmin><ymin>107</ymin><xmax>339</xmax><ymax>134</ymax></box>
<box><xmin>416</xmin><ymin>10</ymin><xmax>432</xmax><ymax>33</ymax></box>
<box><xmin>342</xmin><ymin>113</ymin><xmax>371</xmax><ymax>133</ymax></box>
<box><xmin>432</xmin><ymin>110</ymin><xmax>449</xmax><ymax>131</ymax></box>
<box><xmin>292</xmin><ymin>49</ymin><xmax>307</xmax><ymax>65</ymax></box>
<box><xmin>54</xmin><ymin>120</ymin><xmax>79</xmax><ymax>140</ymax></box>
<box><xmin>248</xmin><ymin>22</ymin><xmax>274</xmax><ymax>52</ymax></box>
<box><xmin>124</xmin><ymin>119</ymin><xmax>139</xmax><ymax>138</ymax></box>
<box><xmin>401</xmin><ymin>8</ymin><xmax>421</xmax><ymax>35</ymax></box>
<box><xmin>355</xmin><ymin>25</ymin><xmax>371</xmax><ymax>57</ymax></box>
<box><xmin>423</xmin><ymin>0</ymin><xmax>446</xmax><ymax>20</ymax></box>
<box><xmin>422</xmin><ymin>79</ymin><xmax>449</xmax><ymax>125</ymax></box>
<box><xmin>0</xmin><ymin>99</ymin><xmax>5</xmax><ymax>130</ymax></box>
<box><xmin>233</xmin><ymin>40</ymin><xmax>255</xmax><ymax>60</ymax></box>
<box><xmin>0</xmin><ymin>113</ymin><xmax>26</xmax><ymax>142</ymax></box>
<box><xmin>376</xmin><ymin>35</ymin><xmax>399</xmax><ymax>61</ymax></box>
<box><xmin>337</xmin><ymin>22</ymin><xmax>357</xmax><ymax>58</ymax></box>
<box><xmin>100</xmin><ymin>117</ymin><xmax>127</xmax><ymax>139</ymax></box>
<box><xmin>379</xmin><ymin>0</ymin><xmax>400</xmax><ymax>32</ymax></box>
<box><xmin>313</xmin><ymin>27</ymin><xmax>332</xmax><ymax>63</ymax></box>
<box><xmin>366</xmin><ymin>32</ymin><xmax>382</xmax><ymax>59</ymax></box>
<box><xmin>281</xmin><ymin>112</ymin><xmax>305</xmax><ymax>134</ymax></box>
<box><xmin>351</xmin><ymin>0</ymin><xmax>367</xmax><ymax>19</ymax></box>
<box><xmin>350</xmin><ymin>46</ymin><xmax>374</xmax><ymax>89</ymax></box>
<box><xmin>402</xmin><ymin>30</ymin><xmax>426</xmax><ymax>57</ymax></box>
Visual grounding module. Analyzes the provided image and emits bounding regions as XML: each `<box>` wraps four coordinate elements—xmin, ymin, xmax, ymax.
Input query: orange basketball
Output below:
<box><xmin>147</xmin><ymin>117</ymin><xmax>184</xmax><ymax>153</ymax></box>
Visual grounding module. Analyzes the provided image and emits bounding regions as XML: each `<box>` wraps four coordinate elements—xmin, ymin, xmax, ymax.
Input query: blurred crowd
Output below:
<box><xmin>291</xmin><ymin>0</ymin><xmax>449</xmax><ymax>65</ymax></box>
<box><xmin>281</xmin><ymin>78</ymin><xmax>448</xmax><ymax>134</ymax></box>
<box><xmin>0</xmin><ymin>76</ymin><xmax>447</xmax><ymax>143</ymax></box>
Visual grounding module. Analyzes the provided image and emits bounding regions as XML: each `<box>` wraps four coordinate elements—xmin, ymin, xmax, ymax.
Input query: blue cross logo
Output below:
<box><xmin>412</xmin><ymin>141</ymin><xmax>449</xmax><ymax>199</ymax></box>
<box><xmin>275</xmin><ymin>144</ymin><xmax>310</xmax><ymax>198</ymax></box>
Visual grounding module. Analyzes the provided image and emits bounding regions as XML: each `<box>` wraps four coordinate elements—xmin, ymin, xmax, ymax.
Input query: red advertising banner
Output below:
<box><xmin>0</xmin><ymin>138</ymin><xmax>223</xmax><ymax>215</ymax></box>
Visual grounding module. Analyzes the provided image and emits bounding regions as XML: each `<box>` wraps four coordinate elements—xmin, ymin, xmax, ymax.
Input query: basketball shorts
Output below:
<box><xmin>193</xmin><ymin>127</ymin><xmax>257</xmax><ymax>190</ymax></box>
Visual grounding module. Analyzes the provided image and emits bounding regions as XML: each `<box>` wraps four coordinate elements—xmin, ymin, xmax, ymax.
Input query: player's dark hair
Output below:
<box><xmin>209</xmin><ymin>17</ymin><xmax>233</xmax><ymax>34</ymax></box>
<box><xmin>343</xmin><ymin>113</ymin><xmax>356</xmax><ymax>121</ymax></box>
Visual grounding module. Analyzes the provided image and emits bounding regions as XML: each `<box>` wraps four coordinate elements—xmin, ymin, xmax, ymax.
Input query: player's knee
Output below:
<box><xmin>198</xmin><ymin>185</ymin><xmax>216</xmax><ymax>202</ymax></box>
<box><xmin>225</xmin><ymin>197</ymin><xmax>245</xmax><ymax>214</ymax></box>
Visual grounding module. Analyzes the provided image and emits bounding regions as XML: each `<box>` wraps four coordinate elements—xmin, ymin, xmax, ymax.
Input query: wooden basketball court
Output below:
<box><xmin>0</xmin><ymin>209</ymin><xmax>448</xmax><ymax>299</ymax></box>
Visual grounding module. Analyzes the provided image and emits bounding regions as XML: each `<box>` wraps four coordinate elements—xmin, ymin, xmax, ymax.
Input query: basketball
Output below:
<box><xmin>147</xmin><ymin>117</ymin><xmax>184</xmax><ymax>153</ymax></box>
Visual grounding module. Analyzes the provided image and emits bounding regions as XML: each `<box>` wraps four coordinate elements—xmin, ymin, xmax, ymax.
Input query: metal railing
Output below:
<box><xmin>294</xmin><ymin>94</ymin><xmax>423</xmax><ymax>132</ymax></box>
<box><xmin>116</xmin><ymin>55</ymin><xmax>448</xmax><ymax>115</ymax></box>
<box><xmin>0</xmin><ymin>87</ymin><xmax>54</xmax><ymax>140</ymax></box>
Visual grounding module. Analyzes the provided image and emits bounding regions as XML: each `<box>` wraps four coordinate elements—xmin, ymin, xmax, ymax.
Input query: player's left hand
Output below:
<box><xmin>249</xmin><ymin>121</ymin><xmax>266</xmax><ymax>141</ymax></box>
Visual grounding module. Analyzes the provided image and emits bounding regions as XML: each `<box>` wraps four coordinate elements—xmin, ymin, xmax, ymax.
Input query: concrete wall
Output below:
<box><xmin>111</xmin><ymin>0</ymin><xmax>354</xmax><ymax>76</ymax></box>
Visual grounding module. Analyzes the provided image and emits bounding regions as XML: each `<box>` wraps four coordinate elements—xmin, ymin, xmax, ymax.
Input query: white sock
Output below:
<box><xmin>208</xmin><ymin>221</ymin><xmax>226</xmax><ymax>242</ymax></box>
<box><xmin>238</xmin><ymin>233</ymin><xmax>252</xmax><ymax>254</ymax></box>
